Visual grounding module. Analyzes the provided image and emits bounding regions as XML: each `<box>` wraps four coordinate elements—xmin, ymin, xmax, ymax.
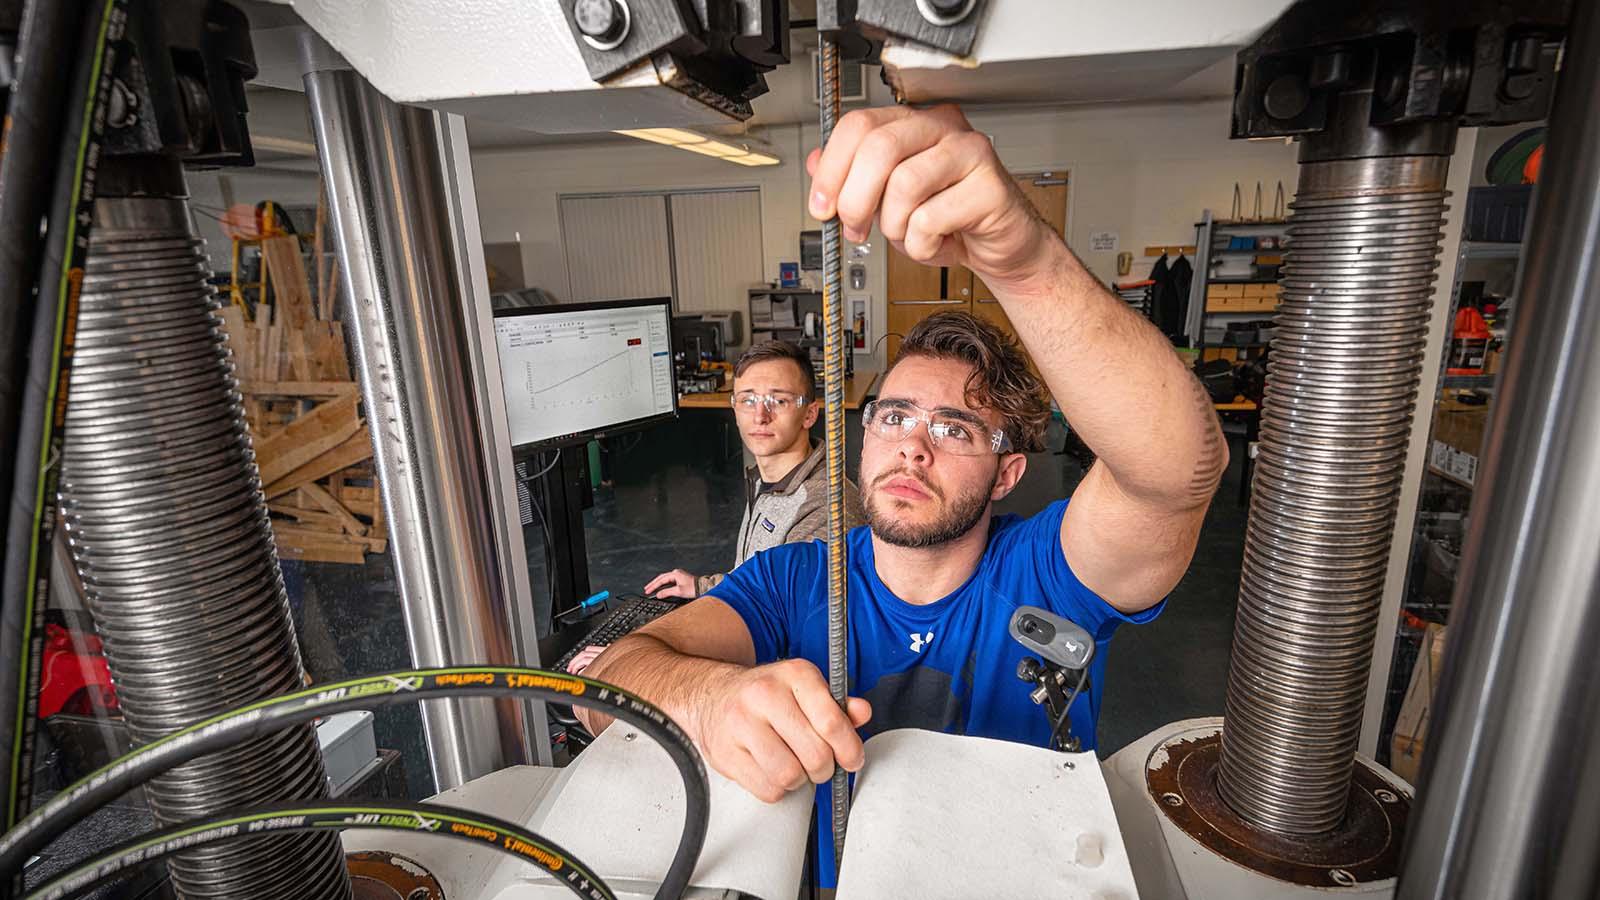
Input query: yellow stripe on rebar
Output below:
<box><xmin>817</xmin><ymin>36</ymin><xmax>851</xmax><ymax>876</ymax></box>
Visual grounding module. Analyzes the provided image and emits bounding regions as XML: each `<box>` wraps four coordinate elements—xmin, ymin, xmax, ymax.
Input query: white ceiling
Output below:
<box><xmin>241</xmin><ymin>27</ymin><xmax>1239</xmax><ymax>158</ymax></box>
<box><xmin>242</xmin><ymin>81</ymin><xmax>635</xmax><ymax>160</ymax></box>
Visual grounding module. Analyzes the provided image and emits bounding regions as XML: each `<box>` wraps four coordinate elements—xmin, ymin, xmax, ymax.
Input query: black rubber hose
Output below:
<box><xmin>0</xmin><ymin>0</ymin><xmax>84</xmax><ymax>520</ymax></box>
<box><xmin>1</xmin><ymin>0</ymin><xmax>121</xmax><ymax>842</ymax></box>
<box><xmin>26</xmin><ymin>800</ymin><xmax>614</xmax><ymax>900</ymax></box>
<box><xmin>0</xmin><ymin>667</ymin><xmax>709</xmax><ymax>900</ymax></box>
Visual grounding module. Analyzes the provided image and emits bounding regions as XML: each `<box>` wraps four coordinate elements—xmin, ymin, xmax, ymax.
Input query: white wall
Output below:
<box><xmin>968</xmin><ymin>101</ymin><xmax>1301</xmax><ymax>279</ymax></box>
<box><xmin>469</xmin><ymin>126</ymin><xmax>817</xmax><ymax>302</ymax></box>
<box><xmin>468</xmin><ymin>97</ymin><xmax>1301</xmax><ymax>369</ymax></box>
<box><xmin>182</xmin><ymin>96</ymin><xmax>1303</xmax><ymax>371</ymax></box>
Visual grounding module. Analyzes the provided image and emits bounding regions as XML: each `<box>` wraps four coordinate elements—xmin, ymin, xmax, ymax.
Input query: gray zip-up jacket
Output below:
<box><xmin>696</xmin><ymin>442</ymin><xmax>865</xmax><ymax>595</ymax></box>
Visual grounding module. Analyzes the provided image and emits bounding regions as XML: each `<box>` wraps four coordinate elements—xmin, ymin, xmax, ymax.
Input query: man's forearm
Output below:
<box><xmin>995</xmin><ymin>236</ymin><xmax>1227</xmax><ymax>508</ymax></box>
<box><xmin>576</xmin><ymin>633</ymin><xmax>742</xmax><ymax>738</ymax></box>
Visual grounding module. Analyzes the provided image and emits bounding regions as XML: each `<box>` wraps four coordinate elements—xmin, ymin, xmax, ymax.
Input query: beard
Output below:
<box><xmin>865</xmin><ymin>465</ymin><xmax>997</xmax><ymax>549</ymax></box>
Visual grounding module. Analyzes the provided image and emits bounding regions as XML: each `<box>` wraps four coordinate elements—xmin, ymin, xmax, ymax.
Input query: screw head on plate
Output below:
<box><xmin>574</xmin><ymin>0</ymin><xmax>627</xmax><ymax>43</ymax></box>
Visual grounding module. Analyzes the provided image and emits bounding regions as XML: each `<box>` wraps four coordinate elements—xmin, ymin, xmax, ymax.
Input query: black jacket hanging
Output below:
<box><xmin>1149</xmin><ymin>253</ymin><xmax>1193</xmax><ymax>345</ymax></box>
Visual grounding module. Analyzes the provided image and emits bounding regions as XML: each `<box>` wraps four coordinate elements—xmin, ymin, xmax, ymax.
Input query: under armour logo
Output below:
<box><xmin>909</xmin><ymin>631</ymin><xmax>933</xmax><ymax>653</ymax></box>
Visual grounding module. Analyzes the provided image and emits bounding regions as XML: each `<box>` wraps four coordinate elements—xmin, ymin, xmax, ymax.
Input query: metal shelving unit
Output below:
<box><xmin>1438</xmin><ymin>374</ymin><xmax>1498</xmax><ymax>389</ymax></box>
<box><xmin>1372</xmin><ymin>230</ymin><xmax>1526</xmax><ymax>772</ymax></box>
<box><xmin>1186</xmin><ymin>210</ymin><xmax>1291</xmax><ymax>359</ymax></box>
<box><xmin>1460</xmin><ymin>240</ymin><xmax>1523</xmax><ymax>260</ymax></box>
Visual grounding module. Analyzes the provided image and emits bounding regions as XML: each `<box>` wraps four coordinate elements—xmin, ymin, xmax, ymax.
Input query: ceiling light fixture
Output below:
<box><xmin>614</xmin><ymin>127</ymin><xmax>781</xmax><ymax>166</ymax></box>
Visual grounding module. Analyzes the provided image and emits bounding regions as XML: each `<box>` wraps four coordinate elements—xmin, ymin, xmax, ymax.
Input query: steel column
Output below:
<box><xmin>1219</xmin><ymin>146</ymin><xmax>1452</xmax><ymax>835</ymax></box>
<box><xmin>302</xmin><ymin>53</ymin><xmax>531</xmax><ymax>791</ymax></box>
<box><xmin>1398</xmin><ymin>2</ymin><xmax>1600</xmax><ymax>895</ymax></box>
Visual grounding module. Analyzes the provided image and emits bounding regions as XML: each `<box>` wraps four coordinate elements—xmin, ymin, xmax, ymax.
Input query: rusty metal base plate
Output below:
<box><xmin>1146</xmin><ymin>730</ymin><xmax>1410</xmax><ymax>889</ymax></box>
<box><xmin>348</xmin><ymin>850</ymin><xmax>446</xmax><ymax>900</ymax></box>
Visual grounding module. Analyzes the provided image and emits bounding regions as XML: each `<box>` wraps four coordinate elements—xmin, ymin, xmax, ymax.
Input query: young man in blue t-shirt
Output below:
<box><xmin>576</xmin><ymin>103</ymin><xmax>1228</xmax><ymax>882</ymax></box>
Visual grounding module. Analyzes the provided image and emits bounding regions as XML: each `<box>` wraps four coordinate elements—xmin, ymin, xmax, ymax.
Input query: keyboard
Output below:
<box><xmin>552</xmin><ymin>595</ymin><xmax>680</xmax><ymax>674</ymax></box>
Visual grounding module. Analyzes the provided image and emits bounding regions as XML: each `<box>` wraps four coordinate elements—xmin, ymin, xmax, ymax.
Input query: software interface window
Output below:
<box><xmin>494</xmin><ymin>301</ymin><xmax>676</xmax><ymax>448</ymax></box>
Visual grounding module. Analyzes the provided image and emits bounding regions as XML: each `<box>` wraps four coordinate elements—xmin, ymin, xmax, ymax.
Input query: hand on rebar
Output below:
<box><xmin>694</xmin><ymin>658</ymin><xmax>872</xmax><ymax>804</ymax></box>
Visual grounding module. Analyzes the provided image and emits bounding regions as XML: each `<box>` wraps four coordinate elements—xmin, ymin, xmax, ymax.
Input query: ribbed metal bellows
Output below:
<box><xmin>1217</xmin><ymin>155</ymin><xmax>1450</xmax><ymax>835</ymax></box>
<box><xmin>58</xmin><ymin>196</ymin><xmax>351</xmax><ymax>898</ymax></box>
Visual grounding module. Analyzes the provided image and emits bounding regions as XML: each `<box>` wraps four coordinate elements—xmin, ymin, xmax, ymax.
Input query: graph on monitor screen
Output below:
<box><xmin>526</xmin><ymin>336</ymin><xmax>642</xmax><ymax>407</ymax></box>
<box><xmin>495</xmin><ymin>300</ymin><xmax>675</xmax><ymax>448</ymax></box>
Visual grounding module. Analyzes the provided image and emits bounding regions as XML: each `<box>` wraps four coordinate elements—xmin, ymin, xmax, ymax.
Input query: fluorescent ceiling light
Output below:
<box><xmin>614</xmin><ymin>128</ymin><xmax>780</xmax><ymax>167</ymax></box>
<box><xmin>726</xmin><ymin>152</ymin><xmax>780</xmax><ymax>166</ymax></box>
<box><xmin>253</xmin><ymin>135</ymin><xmax>319</xmax><ymax>156</ymax></box>
<box><xmin>614</xmin><ymin>127</ymin><xmax>708</xmax><ymax>146</ymax></box>
<box><xmin>678</xmin><ymin>139</ymin><xmax>745</xmax><ymax>158</ymax></box>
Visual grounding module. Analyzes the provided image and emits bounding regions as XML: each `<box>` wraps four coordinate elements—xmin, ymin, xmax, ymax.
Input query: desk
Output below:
<box><xmin>1215</xmin><ymin>395</ymin><xmax>1260</xmax><ymax>504</ymax></box>
<box><xmin>678</xmin><ymin>369</ymin><xmax>880</xmax><ymax>411</ymax></box>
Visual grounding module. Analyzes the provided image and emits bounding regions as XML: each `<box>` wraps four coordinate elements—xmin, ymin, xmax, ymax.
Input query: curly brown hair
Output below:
<box><xmin>890</xmin><ymin>311</ymin><xmax>1051</xmax><ymax>453</ymax></box>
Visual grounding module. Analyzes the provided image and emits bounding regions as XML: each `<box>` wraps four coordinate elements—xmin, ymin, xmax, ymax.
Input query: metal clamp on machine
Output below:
<box><xmin>1009</xmin><ymin>606</ymin><xmax>1094</xmax><ymax>753</ymax></box>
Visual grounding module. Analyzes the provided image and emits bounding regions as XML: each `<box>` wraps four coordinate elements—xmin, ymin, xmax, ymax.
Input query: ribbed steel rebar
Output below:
<box><xmin>58</xmin><ymin>196</ymin><xmax>350</xmax><ymax>898</ymax></box>
<box><xmin>1218</xmin><ymin>155</ymin><xmax>1450</xmax><ymax>835</ymax></box>
<box><xmin>816</xmin><ymin>36</ymin><xmax>852</xmax><ymax>875</ymax></box>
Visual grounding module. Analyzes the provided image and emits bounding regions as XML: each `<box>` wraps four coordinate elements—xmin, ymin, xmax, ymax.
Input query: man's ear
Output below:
<box><xmin>803</xmin><ymin>399</ymin><xmax>820</xmax><ymax>429</ymax></box>
<box><xmin>990</xmin><ymin>453</ymin><xmax>1028</xmax><ymax>501</ymax></box>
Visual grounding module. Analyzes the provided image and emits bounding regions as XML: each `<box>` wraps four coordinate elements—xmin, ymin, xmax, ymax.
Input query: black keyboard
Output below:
<box><xmin>553</xmin><ymin>595</ymin><xmax>680</xmax><ymax>673</ymax></box>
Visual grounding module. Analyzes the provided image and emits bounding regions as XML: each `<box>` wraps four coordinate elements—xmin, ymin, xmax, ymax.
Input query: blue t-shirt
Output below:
<box><xmin>706</xmin><ymin>498</ymin><xmax>1163</xmax><ymax>885</ymax></box>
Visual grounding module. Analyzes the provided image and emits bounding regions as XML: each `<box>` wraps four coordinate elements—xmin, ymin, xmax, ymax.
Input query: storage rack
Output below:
<box><xmin>747</xmin><ymin>285</ymin><xmax>821</xmax><ymax>346</ymax></box>
<box><xmin>1185</xmin><ymin>210</ymin><xmax>1292</xmax><ymax>361</ymax></box>
<box><xmin>1373</xmin><ymin>228</ymin><xmax>1526</xmax><ymax>772</ymax></box>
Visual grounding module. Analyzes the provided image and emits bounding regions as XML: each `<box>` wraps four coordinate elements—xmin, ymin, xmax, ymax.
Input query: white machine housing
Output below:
<box><xmin>251</xmin><ymin>0</ymin><xmax>1294</xmax><ymax>129</ymax></box>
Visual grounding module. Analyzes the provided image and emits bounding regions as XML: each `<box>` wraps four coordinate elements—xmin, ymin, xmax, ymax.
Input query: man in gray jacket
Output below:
<box><xmin>646</xmin><ymin>339</ymin><xmax>865</xmax><ymax>598</ymax></box>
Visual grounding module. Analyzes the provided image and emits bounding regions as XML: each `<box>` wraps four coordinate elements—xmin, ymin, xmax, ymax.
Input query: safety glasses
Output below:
<box><xmin>861</xmin><ymin>399</ymin><xmax>1013</xmax><ymax>456</ymax></box>
<box><xmin>731</xmin><ymin>391</ymin><xmax>809</xmax><ymax>415</ymax></box>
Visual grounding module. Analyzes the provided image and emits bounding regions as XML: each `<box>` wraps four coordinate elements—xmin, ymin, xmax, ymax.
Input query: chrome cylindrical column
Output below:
<box><xmin>1218</xmin><ymin>150</ymin><xmax>1450</xmax><ymax>834</ymax></box>
<box><xmin>302</xmin><ymin>55</ymin><xmax>531</xmax><ymax>790</ymax></box>
<box><xmin>60</xmin><ymin>187</ymin><xmax>349</xmax><ymax>898</ymax></box>
<box><xmin>1399</xmin><ymin>2</ymin><xmax>1600</xmax><ymax>895</ymax></box>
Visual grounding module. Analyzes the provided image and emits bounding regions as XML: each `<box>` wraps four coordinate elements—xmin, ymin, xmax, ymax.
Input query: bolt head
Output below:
<box><xmin>1264</xmin><ymin>73</ymin><xmax>1310</xmax><ymax>121</ymax></box>
<box><xmin>575</xmin><ymin>0</ymin><xmax>626</xmax><ymax>42</ymax></box>
<box><xmin>1502</xmin><ymin>71</ymin><xmax>1539</xmax><ymax>102</ymax></box>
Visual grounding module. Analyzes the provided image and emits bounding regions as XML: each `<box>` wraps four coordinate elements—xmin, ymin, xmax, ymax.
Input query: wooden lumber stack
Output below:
<box><xmin>219</xmin><ymin>233</ymin><xmax>385</xmax><ymax>565</ymax></box>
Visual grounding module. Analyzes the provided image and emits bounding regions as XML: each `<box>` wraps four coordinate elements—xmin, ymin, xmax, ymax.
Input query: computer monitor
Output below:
<box><xmin>493</xmin><ymin>298</ymin><xmax>677</xmax><ymax>451</ymax></box>
<box><xmin>671</xmin><ymin>316</ymin><xmax>725</xmax><ymax>365</ymax></box>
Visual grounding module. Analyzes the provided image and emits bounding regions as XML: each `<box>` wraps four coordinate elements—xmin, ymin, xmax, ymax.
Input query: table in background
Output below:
<box><xmin>678</xmin><ymin>369</ymin><xmax>880</xmax><ymax>411</ymax></box>
<box><xmin>1216</xmin><ymin>396</ymin><xmax>1260</xmax><ymax>504</ymax></box>
<box><xmin>678</xmin><ymin>370</ymin><xmax>880</xmax><ymax>462</ymax></box>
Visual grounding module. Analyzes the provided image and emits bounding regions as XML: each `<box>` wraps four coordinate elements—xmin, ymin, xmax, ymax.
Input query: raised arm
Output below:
<box><xmin>807</xmin><ymin>104</ymin><xmax>1225</xmax><ymax>613</ymax></box>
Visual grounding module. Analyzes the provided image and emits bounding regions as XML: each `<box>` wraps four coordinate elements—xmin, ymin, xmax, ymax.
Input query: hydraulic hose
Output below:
<box><xmin>26</xmin><ymin>801</ymin><xmax>612</xmax><ymax>900</ymax></box>
<box><xmin>0</xmin><ymin>0</ymin><xmax>85</xmax><ymax>535</ymax></box>
<box><xmin>0</xmin><ymin>667</ymin><xmax>709</xmax><ymax>900</ymax></box>
<box><xmin>2</xmin><ymin>0</ymin><xmax>121</xmax><ymax>842</ymax></box>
